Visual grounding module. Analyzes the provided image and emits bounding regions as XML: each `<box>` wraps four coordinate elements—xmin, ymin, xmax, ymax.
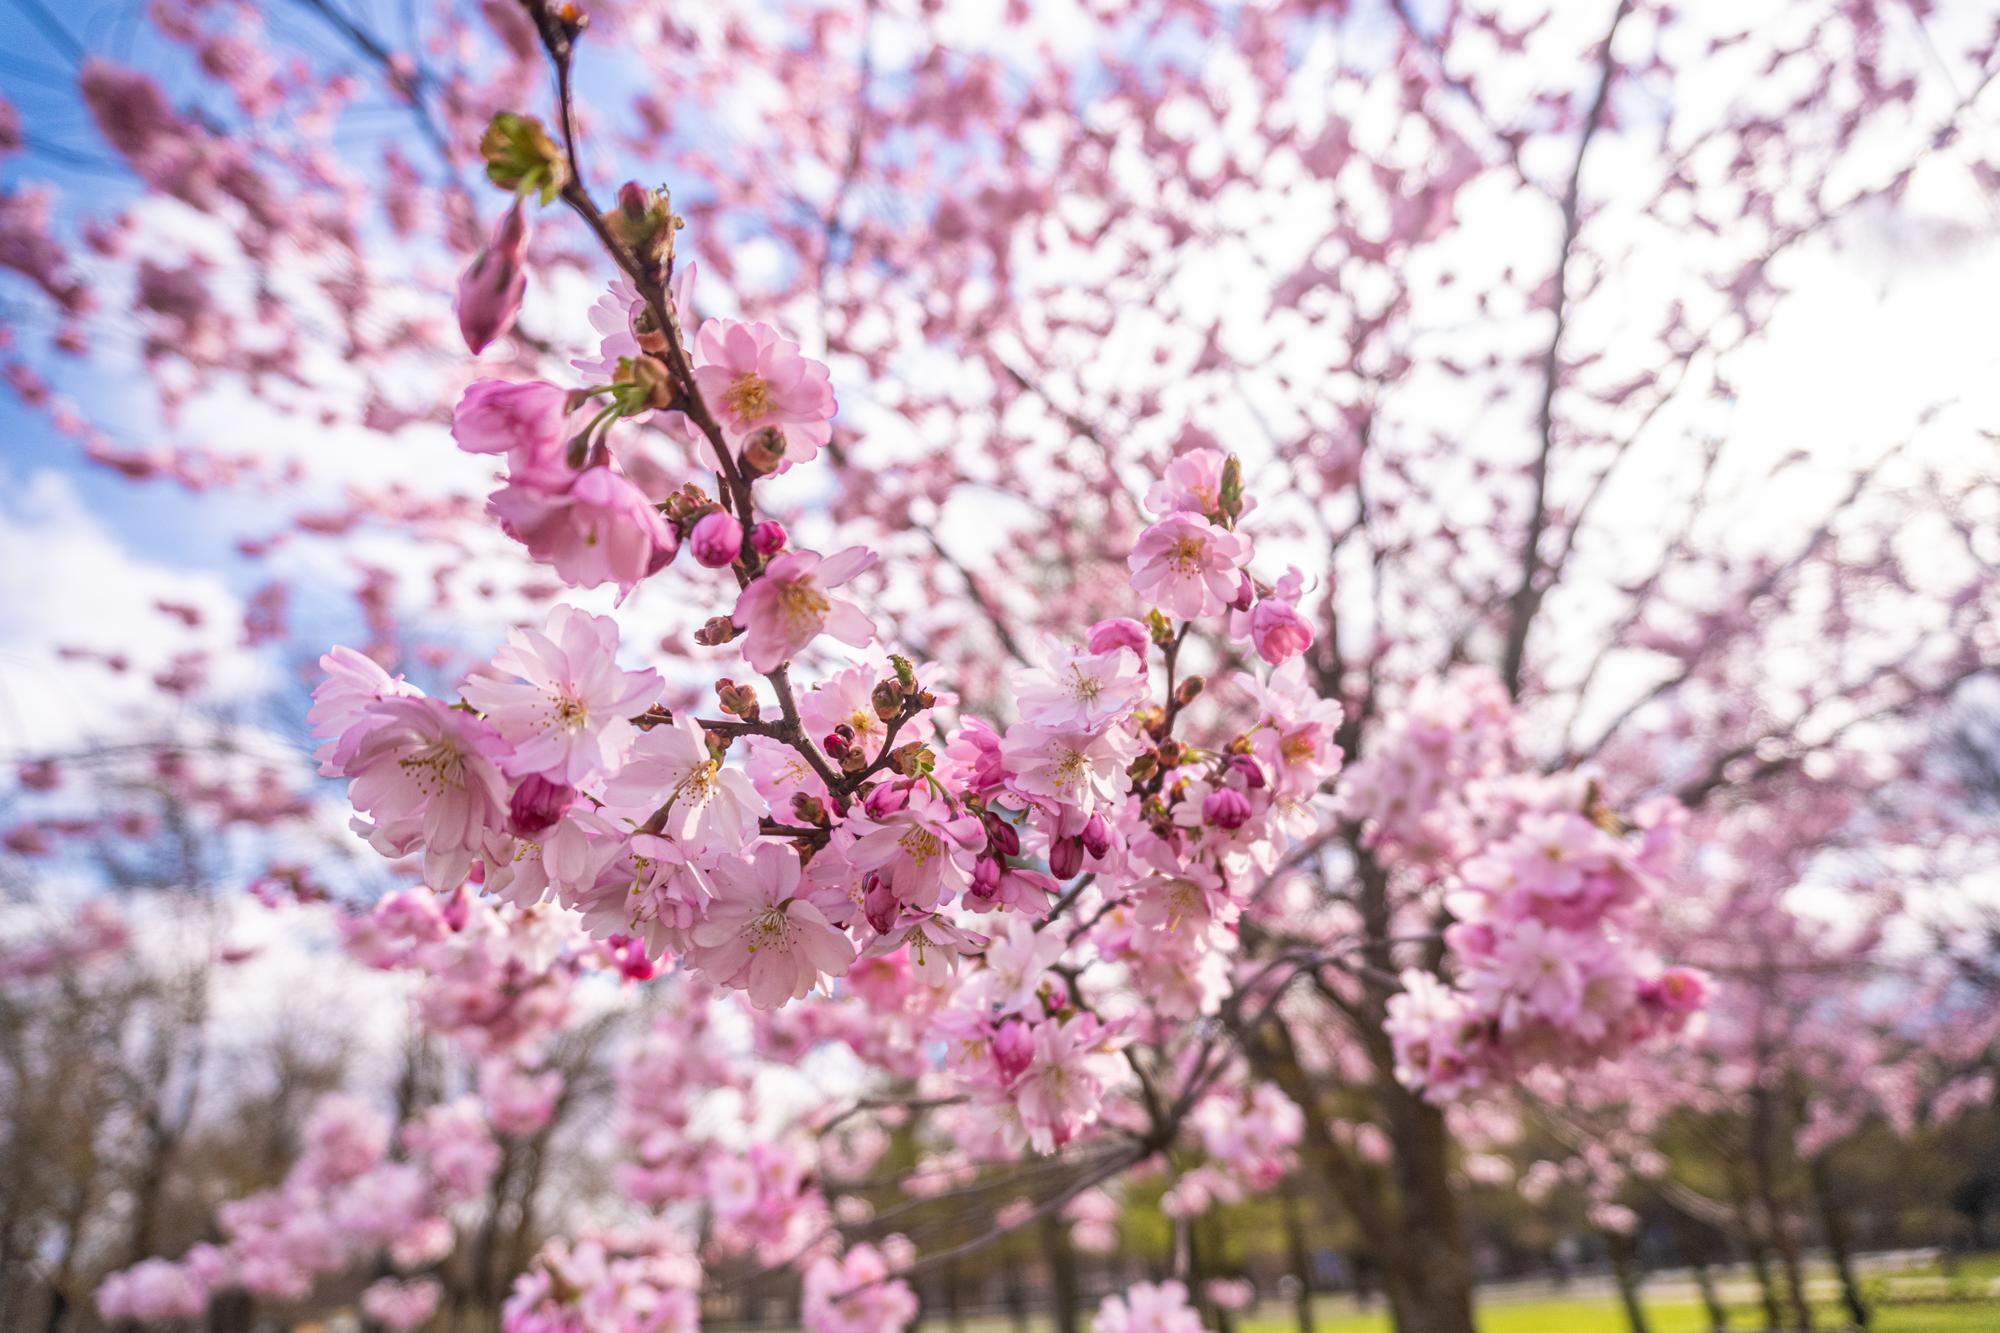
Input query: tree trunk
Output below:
<box><xmin>1281</xmin><ymin>1179</ymin><xmax>1318</xmax><ymax>1333</ymax></box>
<box><xmin>1374</xmin><ymin>1088</ymin><xmax>1478</xmax><ymax>1333</ymax></box>
<box><xmin>1809</xmin><ymin>1156</ymin><xmax>1868</xmax><ymax>1330</ymax></box>
<box><xmin>1606</xmin><ymin>1230</ymin><xmax>1651</xmax><ymax>1333</ymax></box>
<box><xmin>1040</xmin><ymin>1208</ymin><xmax>1080</xmax><ymax>1333</ymax></box>
<box><xmin>1692</xmin><ymin>1260</ymin><xmax>1729</xmax><ymax>1333</ymax></box>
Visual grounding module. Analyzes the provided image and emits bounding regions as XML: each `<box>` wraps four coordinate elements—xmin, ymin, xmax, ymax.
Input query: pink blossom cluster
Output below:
<box><xmin>1355</xmin><ymin>677</ymin><xmax>1712</xmax><ymax>1101</ymax></box>
<box><xmin>94</xmin><ymin>888</ymin><xmax>598</xmax><ymax>1322</ymax></box>
<box><xmin>503</xmin><ymin>1231</ymin><xmax>701</xmax><ymax>1333</ymax></box>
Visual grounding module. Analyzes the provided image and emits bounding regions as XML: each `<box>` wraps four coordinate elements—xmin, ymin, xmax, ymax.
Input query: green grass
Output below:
<box><xmin>1236</xmin><ymin>1297</ymin><xmax>2000</xmax><ymax>1333</ymax></box>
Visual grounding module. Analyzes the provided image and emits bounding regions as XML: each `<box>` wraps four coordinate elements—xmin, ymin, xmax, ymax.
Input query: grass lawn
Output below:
<box><xmin>1236</xmin><ymin>1297</ymin><xmax>2000</xmax><ymax>1333</ymax></box>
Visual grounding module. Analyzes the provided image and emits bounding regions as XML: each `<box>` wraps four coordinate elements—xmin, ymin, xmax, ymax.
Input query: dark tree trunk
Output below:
<box><xmin>1692</xmin><ymin>1260</ymin><xmax>1729</xmax><ymax>1333</ymax></box>
<box><xmin>1809</xmin><ymin>1155</ymin><xmax>1868</xmax><ymax>1329</ymax></box>
<box><xmin>1040</xmin><ymin>1208</ymin><xmax>1080</xmax><ymax>1333</ymax></box>
<box><xmin>1606</xmin><ymin>1230</ymin><xmax>1651</xmax><ymax>1333</ymax></box>
<box><xmin>1281</xmin><ymin>1179</ymin><xmax>1318</xmax><ymax>1333</ymax></box>
<box><xmin>1374</xmin><ymin>1088</ymin><xmax>1478</xmax><ymax>1333</ymax></box>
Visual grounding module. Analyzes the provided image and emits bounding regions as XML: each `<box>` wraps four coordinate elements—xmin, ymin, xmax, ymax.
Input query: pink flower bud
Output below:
<box><xmin>1086</xmin><ymin>616</ymin><xmax>1150</xmax><ymax>660</ymax></box>
<box><xmin>1202</xmin><ymin>787</ymin><xmax>1252</xmax><ymax>831</ymax></box>
<box><xmin>970</xmin><ymin>855</ymin><xmax>1002</xmax><ymax>901</ymax></box>
<box><xmin>1228</xmin><ymin>571</ymin><xmax>1255</xmax><ymax>612</ymax></box>
<box><xmin>1080</xmin><ymin>813</ymin><xmax>1112</xmax><ymax>858</ymax></box>
<box><xmin>864</xmin><ymin>782</ymin><xmax>909</xmax><ymax>819</ymax></box>
<box><xmin>689</xmin><ymin>512</ymin><xmax>742</xmax><ymax>568</ymax></box>
<box><xmin>750</xmin><ymin>520</ymin><xmax>787</xmax><ymax>555</ymax></box>
<box><xmin>993</xmin><ymin>1018</ymin><xmax>1035</xmax><ymax>1082</ymax></box>
<box><xmin>508</xmin><ymin>774</ymin><xmax>575</xmax><ymax>838</ymax></box>
<box><xmin>456</xmin><ymin>200</ymin><xmax>531</xmax><ymax>354</ymax></box>
<box><xmin>1228</xmin><ymin>754</ymin><xmax>1267</xmax><ymax>789</ymax></box>
<box><xmin>441</xmin><ymin>885</ymin><xmax>472</xmax><ymax>932</ymax></box>
<box><xmin>1250</xmin><ymin>597</ymin><xmax>1316</xmax><ymax>665</ymax></box>
<box><xmin>1050</xmin><ymin>836</ymin><xmax>1084</xmax><ymax>879</ymax></box>
<box><xmin>985</xmin><ymin>816</ymin><xmax>1021</xmax><ymax>858</ymax></box>
<box><xmin>863</xmin><ymin>877</ymin><xmax>901</xmax><ymax>935</ymax></box>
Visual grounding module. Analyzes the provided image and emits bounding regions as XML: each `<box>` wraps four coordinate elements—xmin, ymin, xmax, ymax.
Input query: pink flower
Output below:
<box><xmin>802</xmin><ymin>1243</ymin><xmax>918</xmax><ymax>1333</ymax></box>
<box><xmin>452</xmin><ymin>379</ymin><xmax>571</xmax><ymax>487</ymax></box>
<box><xmin>1201</xmin><ymin>787</ymin><xmax>1252</xmax><ymax>830</ymax></box>
<box><xmin>1143</xmin><ymin>447</ymin><xmax>1246</xmax><ymax>520</ymax></box>
<box><xmin>328</xmin><ymin>696</ymin><xmax>513</xmax><ymax>889</ymax></box>
<box><xmin>603</xmin><ymin>714</ymin><xmax>763</xmax><ymax>854</ymax></box>
<box><xmin>846</xmin><ymin>792</ymin><xmax>987</xmax><ymax>912</ymax></box>
<box><xmin>1127</xmin><ymin>513</ymin><xmax>1251</xmax><ymax>620</ymax></box>
<box><xmin>1093</xmin><ymin>1281</ymin><xmax>1208</xmax><ymax>1333</ymax></box>
<box><xmin>731</xmin><ymin>547</ymin><xmax>878</xmax><ymax>673</ymax></box>
<box><xmin>488</xmin><ymin>465</ymin><xmax>676</xmax><ymax>592</ymax></box>
<box><xmin>690</xmin><ymin>317</ymin><xmax>836</xmax><ymax>469</ymax></box>
<box><xmin>457</xmin><ymin>199</ymin><xmax>530</xmax><ymax>354</ymax></box>
<box><xmin>361</xmin><ymin>1278</ymin><xmax>442</xmax><ymax>1332</ymax></box>
<box><xmin>687</xmin><ymin>844</ymin><xmax>856</xmax><ymax>1007</ymax></box>
<box><xmin>569</xmin><ymin>831</ymin><xmax>713</xmax><ymax>959</ymax></box>
<box><xmin>308</xmin><ymin>646</ymin><xmax>418</xmax><ymax>776</ymax></box>
<box><xmin>1250</xmin><ymin>597</ymin><xmax>1315</xmax><ymax>665</ymax></box>
<box><xmin>1001</xmin><ymin>723</ymin><xmax>1139</xmax><ymax>818</ymax></box>
<box><xmin>462</xmin><ymin>605</ymin><xmax>659</xmax><ymax>786</ymax></box>
<box><xmin>97</xmin><ymin>1259</ymin><xmax>210</xmax><ymax>1321</ymax></box>
<box><xmin>1012</xmin><ymin>637</ymin><xmax>1148</xmax><ymax>733</ymax></box>
<box><xmin>1086</xmin><ymin>616</ymin><xmax>1151</xmax><ymax>661</ymax></box>
<box><xmin>690</xmin><ymin>510</ymin><xmax>743</xmax><ymax>568</ymax></box>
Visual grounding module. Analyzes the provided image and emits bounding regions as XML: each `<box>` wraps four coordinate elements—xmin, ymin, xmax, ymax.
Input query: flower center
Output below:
<box><xmin>746</xmin><ymin>905</ymin><xmax>793</xmax><ymax>955</ymax></box>
<box><xmin>1052</xmin><ymin>745</ymin><xmax>1088</xmax><ymax>792</ymax></box>
<box><xmin>723</xmin><ymin>372</ymin><xmax>773</xmax><ymax>424</ymax></box>
<box><xmin>1166</xmin><ymin>533</ymin><xmax>1207</xmax><ymax>573</ymax></box>
<box><xmin>1067</xmin><ymin>664</ymin><xmax>1103</xmax><ymax>702</ymax></box>
<box><xmin>899</xmin><ymin>827</ymin><xmax>942</xmax><ymax>866</ymax></box>
<box><xmin>553</xmin><ymin>690</ymin><xmax>588</xmax><ymax>730</ymax></box>
<box><xmin>776</xmin><ymin>578</ymin><xmax>830</xmax><ymax>634</ymax></box>
<box><xmin>399</xmin><ymin>738</ymin><xmax>467</xmax><ymax>795</ymax></box>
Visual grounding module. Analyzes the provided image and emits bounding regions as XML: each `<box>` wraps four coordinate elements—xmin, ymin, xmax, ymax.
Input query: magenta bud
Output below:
<box><xmin>970</xmin><ymin>855</ymin><xmax>1002</xmax><ymax>900</ymax></box>
<box><xmin>1080</xmin><ymin>813</ymin><xmax>1112</xmax><ymax>858</ymax></box>
<box><xmin>457</xmin><ymin>200</ymin><xmax>531</xmax><ymax>354</ymax></box>
<box><xmin>864</xmin><ymin>782</ymin><xmax>909</xmax><ymax>819</ymax></box>
<box><xmin>1228</xmin><ymin>754</ymin><xmax>1267</xmax><ymax>789</ymax></box>
<box><xmin>508</xmin><ymin>774</ymin><xmax>576</xmax><ymax>837</ymax></box>
<box><xmin>1228</xmin><ymin>571</ymin><xmax>1255</xmax><ymax>613</ymax></box>
<box><xmin>1086</xmin><ymin>616</ymin><xmax>1149</xmax><ymax>659</ymax></box>
<box><xmin>1050</xmin><ymin>836</ymin><xmax>1084</xmax><ymax>879</ymax></box>
<box><xmin>1202</xmin><ymin>787</ymin><xmax>1253</xmax><ymax>831</ymax></box>
<box><xmin>985</xmin><ymin>816</ymin><xmax>1021</xmax><ymax>858</ymax></box>
<box><xmin>750</xmin><ymin>520</ymin><xmax>787</xmax><ymax>556</ymax></box>
<box><xmin>863</xmin><ymin>877</ymin><xmax>901</xmax><ymax>935</ymax></box>
<box><xmin>442</xmin><ymin>884</ymin><xmax>472</xmax><ymax>932</ymax></box>
<box><xmin>647</xmin><ymin>522</ymin><xmax>681</xmax><ymax>576</ymax></box>
<box><xmin>993</xmin><ymin>1018</ymin><xmax>1034</xmax><ymax>1082</ymax></box>
<box><xmin>689</xmin><ymin>511</ymin><xmax>742</xmax><ymax>568</ymax></box>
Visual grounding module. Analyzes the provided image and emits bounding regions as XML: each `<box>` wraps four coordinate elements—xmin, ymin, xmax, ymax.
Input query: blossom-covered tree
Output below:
<box><xmin>2</xmin><ymin>1</ymin><xmax>1996</xmax><ymax>1332</ymax></box>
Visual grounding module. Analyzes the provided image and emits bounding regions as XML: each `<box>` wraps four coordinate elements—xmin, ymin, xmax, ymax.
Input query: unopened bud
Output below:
<box><xmin>1080</xmin><ymin>813</ymin><xmax>1112</xmax><ymax>859</ymax></box>
<box><xmin>823</xmin><ymin>732</ymin><xmax>850</xmax><ymax>758</ymax></box>
<box><xmin>742</xmin><ymin>426</ymin><xmax>788</xmax><ymax>477</ymax></box>
<box><xmin>605</xmin><ymin>181</ymin><xmax>680</xmax><ymax>267</ymax></box>
<box><xmin>480</xmin><ymin>112</ymin><xmax>567</xmax><ymax>203</ymax></box>
<box><xmin>751</xmin><ymin>520</ymin><xmax>787</xmax><ymax>555</ymax></box>
<box><xmin>985</xmin><ymin>816</ymin><xmax>1021</xmax><ymax>858</ymax></box>
<box><xmin>1128</xmin><ymin>752</ymin><xmax>1160</xmax><ymax>783</ymax></box>
<box><xmin>456</xmin><ymin>200</ymin><xmax>531</xmax><ymax>354</ymax></box>
<box><xmin>888</xmin><ymin>742</ymin><xmax>933</xmax><ymax>777</ymax></box>
<box><xmin>1049</xmin><ymin>836</ymin><xmax>1084</xmax><ymax>879</ymax></box>
<box><xmin>840</xmin><ymin>746</ymin><xmax>868</xmax><ymax>774</ymax></box>
<box><xmin>1174</xmin><ymin>675</ymin><xmax>1205</xmax><ymax>706</ymax></box>
<box><xmin>694</xmin><ymin>615</ymin><xmax>739</xmax><ymax>646</ymax></box>
<box><xmin>872</xmin><ymin>680</ymin><xmax>903</xmax><ymax>723</ymax></box>
<box><xmin>1219</xmin><ymin>452</ymin><xmax>1245</xmax><ymax>521</ymax></box>
<box><xmin>689</xmin><ymin>511</ymin><xmax>743</xmax><ymax>568</ymax></box>
<box><xmin>792</xmin><ymin>793</ymin><xmax>828</xmax><ymax>826</ymax></box>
